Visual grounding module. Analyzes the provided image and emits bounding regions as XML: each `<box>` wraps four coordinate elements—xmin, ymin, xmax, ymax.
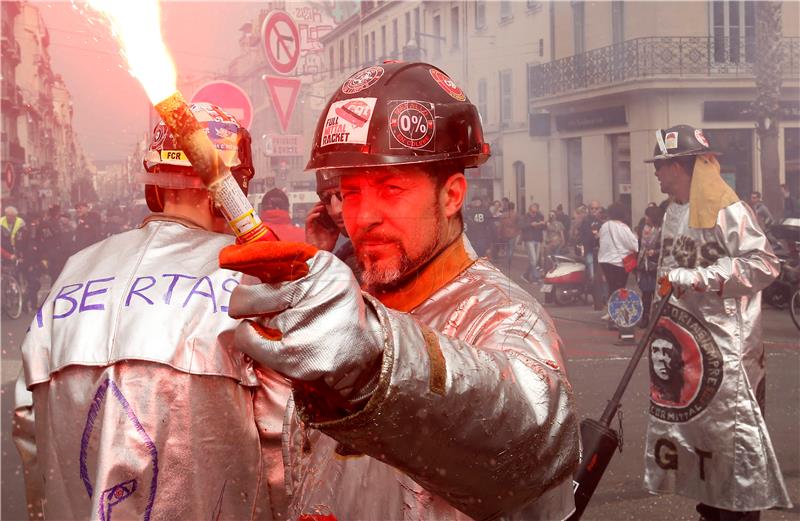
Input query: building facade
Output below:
<box><xmin>530</xmin><ymin>0</ymin><xmax>800</xmax><ymax>222</ymax></box>
<box><xmin>1</xmin><ymin>0</ymin><xmax>95</xmax><ymax>215</ymax></box>
<box><xmin>317</xmin><ymin>0</ymin><xmax>800</xmax><ymax>222</ymax></box>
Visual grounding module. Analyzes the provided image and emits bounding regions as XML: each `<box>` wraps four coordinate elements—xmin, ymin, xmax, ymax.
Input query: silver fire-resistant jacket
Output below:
<box><xmin>13</xmin><ymin>216</ymin><xmax>291</xmax><ymax>520</ymax></box>
<box><xmin>644</xmin><ymin>201</ymin><xmax>792</xmax><ymax>511</ymax></box>
<box><xmin>283</xmin><ymin>236</ymin><xmax>580</xmax><ymax>520</ymax></box>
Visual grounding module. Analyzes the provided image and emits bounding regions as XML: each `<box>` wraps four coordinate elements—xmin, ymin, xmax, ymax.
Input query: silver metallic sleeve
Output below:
<box><xmin>12</xmin><ymin>370</ymin><xmax>44</xmax><ymax>521</ymax></box>
<box><xmin>695</xmin><ymin>202</ymin><xmax>779</xmax><ymax>296</ymax></box>
<box><xmin>294</xmin><ymin>293</ymin><xmax>579</xmax><ymax>520</ymax></box>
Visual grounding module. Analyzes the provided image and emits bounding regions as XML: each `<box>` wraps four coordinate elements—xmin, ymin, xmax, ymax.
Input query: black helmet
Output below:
<box><xmin>644</xmin><ymin>124</ymin><xmax>717</xmax><ymax>163</ymax></box>
<box><xmin>306</xmin><ymin>62</ymin><xmax>490</xmax><ymax>173</ymax></box>
<box><xmin>315</xmin><ymin>170</ymin><xmax>339</xmax><ymax>194</ymax></box>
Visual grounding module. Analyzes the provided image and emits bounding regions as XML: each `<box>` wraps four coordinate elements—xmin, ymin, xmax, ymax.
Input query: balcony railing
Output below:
<box><xmin>530</xmin><ymin>36</ymin><xmax>800</xmax><ymax>99</ymax></box>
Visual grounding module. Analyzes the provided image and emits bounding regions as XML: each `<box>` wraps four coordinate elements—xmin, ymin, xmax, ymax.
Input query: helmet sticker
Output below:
<box><xmin>152</xmin><ymin>123</ymin><xmax>168</xmax><ymax>147</ymax></box>
<box><xmin>429</xmin><ymin>69</ymin><xmax>466</xmax><ymax>101</ymax></box>
<box><xmin>388</xmin><ymin>100</ymin><xmax>436</xmax><ymax>151</ymax></box>
<box><xmin>664</xmin><ymin>131</ymin><xmax>679</xmax><ymax>150</ymax></box>
<box><xmin>161</xmin><ymin>150</ymin><xmax>188</xmax><ymax>162</ymax></box>
<box><xmin>695</xmin><ymin>129</ymin><xmax>709</xmax><ymax>148</ymax></box>
<box><xmin>342</xmin><ymin>66</ymin><xmax>384</xmax><ymax>94</ymax></box>
<box><xmin>321</xmin><ymin>97</ymin><xmax>377</xmax><ymax>147</ymax></box>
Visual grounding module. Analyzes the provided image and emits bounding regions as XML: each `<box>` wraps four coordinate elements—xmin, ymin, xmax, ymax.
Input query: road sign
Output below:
<box><xmin>608</xmin><ymin>288</ymin><xmax>643</xmax><ymax>329</ymax></box>
<box><xmin>609</xmin><ymin>288</ymin><xmax>643</xmax><ymax>345</ymax></box>
<box><xmin>261</xmin><ymin>11</ymin><xmax>300</xmax><ymax>75</ymax></box>
<box><xmin>190</xmin><ymin>80</ymin><xmax>254</xmax><ymax>129</ymax></box>
<box><xmin>264</xmin><ymin>134</ymin><xmax>302</xmax><ymax>156</ymax></box>
<box><xmin>263</xmin><ymin>75</ymin><xmax>302</xmax><ymax>133</ymax></box>
<box><xmin>4</xmin><ymin>163</ymin><xmax>15</xmax><ymax>192</ymax></box>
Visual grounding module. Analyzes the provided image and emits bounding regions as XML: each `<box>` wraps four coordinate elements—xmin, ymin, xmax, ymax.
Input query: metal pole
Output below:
<box><xmin>598</xmin><ymin>286</ymin><xmax>673</xmax><ymax>426</ymax></box>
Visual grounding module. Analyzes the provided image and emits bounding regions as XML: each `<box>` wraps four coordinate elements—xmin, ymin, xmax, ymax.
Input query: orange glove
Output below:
<box><xmin>219</xmin><ymin>241</ymin><xmax>318</xmax><ymax>284</ymax></box>
<box><xmin>657</xmin><ymin>276</ymin><xmax>673</xmax><ymax>298</ymax></box>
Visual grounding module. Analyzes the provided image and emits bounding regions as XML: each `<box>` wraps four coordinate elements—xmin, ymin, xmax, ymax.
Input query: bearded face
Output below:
<box><xmin>650</xmin><ymin>336</ymin><xmax>685</xmax><ymax>403</ymax></box>
<box><xmin>340</xmin><ymin>167</ymin><xmax>449</xmax><ymax>292</ymax></box>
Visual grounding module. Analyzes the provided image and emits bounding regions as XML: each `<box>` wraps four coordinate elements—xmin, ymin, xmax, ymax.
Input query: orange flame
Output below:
<box><xmin>81</xmin><ymin>0</ymin><xmax>177</xmax><ymax>104</ymax></box>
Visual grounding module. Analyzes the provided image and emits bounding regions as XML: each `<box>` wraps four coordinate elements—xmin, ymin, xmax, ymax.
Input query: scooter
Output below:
<box><xmin>764</xmin><ymin>218</ymin><xmax>800</xmax><ymax>310</ymax></box>
<box><xmin>542</xmin><ymin>253</ymin><xmax>591</xmax><ymax>305</ymax></box>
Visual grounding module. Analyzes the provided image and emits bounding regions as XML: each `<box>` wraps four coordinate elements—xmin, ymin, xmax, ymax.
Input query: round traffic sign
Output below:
<box><xmin>608</xmin><ymin>288</ymin><xmax>644</xmax><ymax>328</ymax></box>
<box><xmin>4</xmin><ymin>163</ymin><xmax>15</xmax><ymax>192</ymax></box>
<box><xmin>261</xmin><ymin>11</ymin><xmax>300</xmax><ymax>75</ymax></box>
<box><xmin>190</xmin><ymin>80</ymin><xmax>254</xmax><ymax>129</ymax></box>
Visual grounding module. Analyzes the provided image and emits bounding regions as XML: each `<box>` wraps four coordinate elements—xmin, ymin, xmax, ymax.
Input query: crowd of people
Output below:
<box><xmin>464</xmin><ymin>183</ymin><xmax>797</xmax><ymax>330</ymax></box>
<box><xmin>0</xmin><ymin>201</ymin><xmax>148</xmax><ymax>313</ymax></box>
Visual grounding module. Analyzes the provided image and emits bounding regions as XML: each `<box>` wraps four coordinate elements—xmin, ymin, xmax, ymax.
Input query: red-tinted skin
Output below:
<box><xmin>339</xmin><ymin>166</ymin><xmax>465</xmax><ymax>290</ymax></box>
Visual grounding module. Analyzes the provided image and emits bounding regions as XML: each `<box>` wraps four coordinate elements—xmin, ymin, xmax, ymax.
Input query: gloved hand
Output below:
<box><xmin>667</xmin><ymin>268</ymin><xmax>708</xmax><ymax>294</ymax></box>
<box><xmin>220</xmin><ymin>244</ymin><xmax>384</xmax><ymax>406</ymax></box>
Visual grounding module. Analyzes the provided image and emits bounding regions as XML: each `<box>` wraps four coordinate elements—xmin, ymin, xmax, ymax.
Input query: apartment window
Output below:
<box><xmin>539</xmin><ymin>38</ymin><xmax>544</xmax><ymax>57</ymax></box>
<box><xmin>451</xmin><ymin>6</ymin><xmax>460</xmax><ymax>50</ymax></box>
<box><xmin>392</xmin><ymin>19</ymin><xmax>399</xmax><ymax>54</ymax></box>
<box><xmin>475</xmin><ymin>1</ymin><xmax>486</xmax><ymax>29</ymax></box>
<box><xmin>364</xmin><ymin>34</ymin><xmax>370</xmax><ymax>63</ymax></box>
<box><xmin>785</xmin><ymin>128</ymin><xmax>800</xmax><ymax>199</ymax></box>
<box><xmin>432</xmin><ymin>14</ymin><xmax>442</xmax><ymax>58</ymax></box>
<box><xmin>414</xmin><ymin>7</ymin><xmax>420</xmax><ymax>40</ymax></box>
<box><xmin>712</xmin><ymin>0</ymin><xmax>755</xmax><ymax>63</ymax></box>
<box><xmin>500</xmin><ymin>0</ymin><xmax>512</xmax><ymax>21</ymax></box>
<box><xmin>572</xmin><ymin>1</ymin><xmax>585</xmax><ymax>54</ymax></box>
<box><xmin>610</xmin><ymin>134</ymin><xmax>632</xmax><ymax>222</ymax></box>
<box><xmin>381</xmin><ymin>25</ymin><xmax>386</xmax><ymax>59</ymax></box>
<box><xmin>566</xmin><ymin>138</ymin><xmax>583</xmax><ymax>211</ymax></box>
<box><xmin>349</xmin><ymin>32</ymin><xmax>359</xmax><ymax>68</ymax></box>
<box><xmin>499</xmin><ymin>69</ymin><xmax>512</xmax><ymax>127</ymax></box>
<box><xmin>371</xmin><ymin>31</ymin><xmax>376</xmax><ymax>62</ymax></box>
<box><xmin>339</xmin><ymin>39</ymin><xmax>345</xmax><ymax>72</ymax></box>
<box><xmin>611</xmin><ymin>0</ymin><xmax>624</xmax><ymax>44</ymax></box>
<box><xmin>329</xmin><ymin>47</ymin><xmax>335</xmax><ymax>78</ymax></box>
<box><xmin>527</xmin><ymin>0</ymin><xmax>541</xmax><ymax>11</ymax></box>
<box><xmin>514</xmin><ymin>161</ymin><xmax>526</xmax><ymax>213</ymax></box>
<box><xmin>549</xmin><ymin>2</ymin><xmax>556</xmax><ymax>61</ymax></box>
<box><xmin>405</xmin><ymin>11</ymin><xmax>411</xmax><ymax>44</ymax></box>
<box><xmin>478</xmin><ymin>78</ymin><xmax>488</xmax><ymax>122</ymax></box>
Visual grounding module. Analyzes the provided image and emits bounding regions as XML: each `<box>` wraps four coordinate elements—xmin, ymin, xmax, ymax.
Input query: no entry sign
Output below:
<box><xmin>261</xmin><ymin>10</ymin><xmax>300</xmax><ymax>75</ymax></box>
<box><xmin>4</xmin><ymin>163</ymin><xmax>15</xmax><ymax>192</ymax></box>
<box><xmin>190</xmin><ymin>80</ymin><xmax>254</xmax><ymax>129</ymax></box>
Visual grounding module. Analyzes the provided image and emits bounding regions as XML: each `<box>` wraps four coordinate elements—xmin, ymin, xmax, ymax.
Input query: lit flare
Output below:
<box><xmin>82</xmin><ymin>0</ymin><xmax>176</xmax><ymax>104</ymax></box>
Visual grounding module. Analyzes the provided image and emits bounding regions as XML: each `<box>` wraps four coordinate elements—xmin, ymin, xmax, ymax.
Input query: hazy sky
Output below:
<box><xmin>38</xmin><ymin>1</ymin><xmax>265</xmax><ymax>163</ymax></box>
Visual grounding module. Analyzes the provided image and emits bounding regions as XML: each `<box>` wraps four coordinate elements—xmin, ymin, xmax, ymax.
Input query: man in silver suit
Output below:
<box><xmin>644</xmin><ymin>125</ymin><xmax>792</xmax><ymax>521</ymax></box>
<box><xmin>13</xmin><ymin>103</ymin><xmax>290</xmax><ymax>520</ymax></box>
<box><xmin>221</xmin><ymin>62</ymin><xmax>579</xmax><ymax>521</ymax></box>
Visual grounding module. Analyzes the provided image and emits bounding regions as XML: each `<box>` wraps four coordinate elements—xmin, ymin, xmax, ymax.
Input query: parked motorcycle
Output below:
<box><xmin>763</xmin><ymin>218</ymin><xmax>800</xmax><ymax>311</ymax></box>
<box><xmin>542</xmin><ymin>253</ymin><xmax>591</xmax><ymax>305</ymax></box>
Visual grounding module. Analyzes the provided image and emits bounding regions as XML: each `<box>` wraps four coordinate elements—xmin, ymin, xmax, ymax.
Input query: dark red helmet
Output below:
<box><xmin>306</xmin><ymin>62</ymin><xmax>490</xmax><ymax>172</ymax></box>
<box><xmin>644</xmin><ymin>124</ymin><xmax>717</xmax><ymax>163</ymax></box>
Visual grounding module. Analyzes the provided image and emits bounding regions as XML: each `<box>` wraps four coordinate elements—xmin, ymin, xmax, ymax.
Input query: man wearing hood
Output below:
<box><xmin>644</xmin><ymin>125</ymin><xmax>791</xmax><ymax>521</ymax></box>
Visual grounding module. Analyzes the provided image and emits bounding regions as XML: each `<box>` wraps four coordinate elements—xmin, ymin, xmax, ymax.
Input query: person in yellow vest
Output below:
<box><xmin>220</xmin><ymin>62</ymin><xmax>579</xmax><ymax>520</ymax></box>
<box><xmin>1</xmin><ymin>205</ymin><xmax>25</xmax><ymax>252</ymax></box>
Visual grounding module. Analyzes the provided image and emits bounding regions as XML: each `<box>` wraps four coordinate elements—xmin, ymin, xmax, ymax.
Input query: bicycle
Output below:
<box><xmin>790</xmin><ymin>288</ymin><xmax>800</xmax><ymax>331</ymax></box>
<box><xmin>2</xmin><ymin>259</ymin><xmax>23</xmax><ymax>319</ymax></box>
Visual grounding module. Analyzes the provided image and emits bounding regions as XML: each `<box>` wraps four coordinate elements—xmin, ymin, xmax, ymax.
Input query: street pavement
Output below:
<box><xmin>1</xmin><ymin>255</ymin><xmax>798</xmax><ymax>520</ymax></box>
